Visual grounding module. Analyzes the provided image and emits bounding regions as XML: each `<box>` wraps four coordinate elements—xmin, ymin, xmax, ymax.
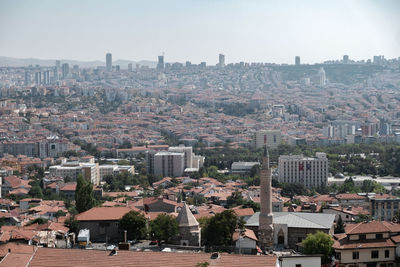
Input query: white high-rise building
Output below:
<box><xmin>153</xmin><ymin>151</ymin><xmax>185</xmax><ymax>177</ymax></box>
<box><xmin>278</xmin><ymin>152</ymin><xmax>328</xmax><ymax>187</ymax></box>
<box><xmin>169</xmin><ymin>145</ymin><xmax>193</xmax><ymax>169</ymax></box>
<box><xmin>253</xmin><ymin>130</ymin><xmax>282</xmax><ymax>150</ymax></box>
<box><xmin>318</xmin><ymin>67</ymin><xmax>326</xmax><ymax>87</ymax></box>
<box><xmin>218</xmin><ymin>54</ymin><xmax>225</xmax><ymax>67</ymax></box>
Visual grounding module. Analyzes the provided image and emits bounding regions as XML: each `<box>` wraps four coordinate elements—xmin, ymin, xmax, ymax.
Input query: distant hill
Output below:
<box><xmin>0</xmin><ymin>56</ymin><xmax>157</xmax><ymax>68</ymax></box>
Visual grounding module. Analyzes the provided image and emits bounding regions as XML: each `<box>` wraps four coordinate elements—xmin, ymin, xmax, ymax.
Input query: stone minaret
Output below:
<box><xmin>258</xmin><ymin>144</ymin><xmax>274</xmax><ymax>250</ymax></box>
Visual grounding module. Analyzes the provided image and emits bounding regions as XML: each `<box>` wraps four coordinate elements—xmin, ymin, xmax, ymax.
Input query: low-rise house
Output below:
<box><xmin>333</xmin><ymin>221</ymin><xmax>397</xmax><ymax>267</ymax></box>
<box><xmin>233</xmin><ymin>228</ymin><xmax>258</xmax><ymax>254</ymax></box>
<box><xmin>75</xmin><ymin>206</ymin><xmax>139</xmax><ymax>242</ymax></box>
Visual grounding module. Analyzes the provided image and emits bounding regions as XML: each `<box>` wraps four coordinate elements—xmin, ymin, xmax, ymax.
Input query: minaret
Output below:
<box><xmin>258</xmin><ymin>141</ymin><xmax>274</xmax><ymax>250</ymax></box>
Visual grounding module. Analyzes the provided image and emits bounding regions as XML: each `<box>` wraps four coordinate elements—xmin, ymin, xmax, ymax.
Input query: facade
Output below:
<box><xmin>370</xmin><ymin>196</ymin><xmax>400</xmax><ymax>222</ymax></box>
<box><xmin>62</xmin><ymin>63</ymin><xmax>69</xmax><ymax>79</ymax></box>
<box><xmin>333</xmin><ymin>221</ymin><xmax>397</xmax><ymax>267</ymax></box>
<box><xmin>106</xmin><ymin>53</ymin><xmax>112</xmax><ymax>72</ymax></box>
<box><xmin>76</xmin><ymin>207</ymin><xmax>133</xmax><ymax>242</ymax></box>
<box><xmin>231</xmin><ymin>162</ymin><xmax>260</xmax><ymax>175</ymax></box>
<box><xmin>295</xmin><ymin>56</ymin><xmax>300</xmax><ymax>66</ymax></box>
<box><xmin>49</xmin><ymin>161</ymin><xmax>99</xmax><ymax>185</ymax></box>
<box><xmin>253</xmin><ymin>130</ymin><xmax>282</xmax><ymax>149</ymax></box>
<box><xmin>99</xmin><ymin>165</ymin><xmax>134</xmax><ymax>180</ymax></box>
<box><xmin>153</xmin><ymin>151</ymin><xmax>185</xmax><ymax>177</ymax></box>
<box><xmin>168</xmin><ymin>146</ymin><xmax>193</xmax><ymax>169</ymax></box>
<box><xmin>318</xmin><ymin>67</ymin><xmax>326</xmax><ymax>87</ymax></box>
<box><xmin>157</xmin><ymin>55</ymin><xmax>164</xmax><ymax>71</ymax></box>
<box><xmin>218</xmin><ymin>54</ymin><xmax>225</xmax><ymax>67</ymax></box>
<box><xmin>278</xmin><ymin>152</ymin><xmax>328</xmax><ymax>187</ymax></box>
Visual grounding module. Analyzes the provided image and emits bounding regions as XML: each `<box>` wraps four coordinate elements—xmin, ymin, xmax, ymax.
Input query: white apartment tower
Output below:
<box><xmin>253</xmin><ymin>130</ymin><xmax>282</xmax><ymax>150</ymax></box>
<box><xmin>278</xmin><ymin>152</ymin><xmax>328</xmax><ymax>187</ymax></box>
<box><xmin>318</xmin><ymin>67</ymin><xmax>326</xmax><ymax>87</ymax></box>
<box><xmin>153</xmin><ymin>151</ymin><xmax>185</xmax><ymax>177</ymax></box>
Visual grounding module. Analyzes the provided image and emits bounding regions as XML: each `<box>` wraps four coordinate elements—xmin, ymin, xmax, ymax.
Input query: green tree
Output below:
<box><xmin>119</xmin><ymin>211</ymin><xmax>147</xmax><ymax>241</ymax></box>
<box><xmin>226</xmin><ymin>191</ymin><xmax>244</xmax><ymax>208</ymax></box>
<box><xmin>65</xmin><ymin>216</ymin><xmax>79</xmax><ymax>233</ymax></box>
<box><xmin>75</xmin><ymin>175</ymin><xmax>96</xmax><ymax>213</ymax></box>
<box><xmin>149</xmin><ymin>214</ymin><xmax>179</xmax><ymax>244</ymax></box>
<box><xmin>202</xmin><ymin>210</ymin><xmax>238</xmax><ymax>247</ymax></box>
<box><xmin>29</xmin><ymin>185</ymin><xmax>43</xmax><ymax>198</ymax></box>
<box><xmin>334</xmin><ymin>215</ymin><xmax>345</xmax><ymax>234</ymax></box>
<box><xmin>302</xmin><ymin>231</ymin><xmax>333</xmax><ymax>264</ymax></box>
<box><xmin>26</xmin><ymin>217</ymin><xmax>48</xmax><ymax>225</ymax></box>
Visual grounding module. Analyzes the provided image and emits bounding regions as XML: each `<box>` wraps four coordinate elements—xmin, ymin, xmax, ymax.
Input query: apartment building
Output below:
<box><xmin>278</xmin><ymin>152</ymin><xmax>328</xmax><ymax>187</ymax></box>
<box><xmin>153</xmin><ymin>151</ymin><xmax>185</xmax><ymax>177</ymax></box>
<box><xmin>49</xmin><ymin>161</ymin><xmax>99</xmax><ymax>185</ymax></box>
<box><xmin>253</xmin><ymin>130</ymin><xmax>282</xmax><ymax>149</ymax></box>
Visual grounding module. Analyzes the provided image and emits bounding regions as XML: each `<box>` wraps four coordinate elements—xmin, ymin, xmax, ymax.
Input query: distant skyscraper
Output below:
<box><xmin>62</xmin><ymin>63</ymin><xmax>69</xmax><ymax>79</ymax></box>
<box><xmin>343</xmin><ymin>55</ymin><xmax>349</xmax><ymax>64</ymax></box>
<box><xmin>35</xmin><ymin>71</ymin><xmax>42</xmax><ymax>85</ymax></box>
<box><xmin>24</xmin><ymin>71</ymin><xmax>31</xmax><ymax>86</ymax></box>
<box><xmin>218</xmin><ymin>54</ymin><xmax>225</xmax><ymax>67</ymax></box>
<box><xmin>128</xmin><ymin>63</ymin><xmax>133</xmax><ymax>71</ymax></box>
<box><xmin>157</xmin><ymin>55</ymin><xmax>164</xmax><ymax>71</ymax></box>
<box><xmin>43</xmin><ymin>70</ymin><xmax>50</xmax><ymax>85</ymax></box>
<box><xmin>295</xmin><ymin>56</ymin><xmax>301</xmax><ymax>66</ymax></box>
<box><xmin>115</xmin><ymin>65</ymin><xmax>120</xmax><ymax>72</ymax></box>
<box><xmin>55</xmin><ymin>60</ymin><xmax>61</xmax><ymax>69</ymax></box>
<box><xmin>318</xmin><ymin>67</ymin><xmax>326</xmax><ymax>87</ymax></box>
<box><xmin>106</xmin><ymin>53</ymin><xmax>112</xmax><ymax>71</ymax></box>
<box><xmin>53</xmin><ymin>67</ymin><xmax>59</xmax><ymax>82</ymax></box>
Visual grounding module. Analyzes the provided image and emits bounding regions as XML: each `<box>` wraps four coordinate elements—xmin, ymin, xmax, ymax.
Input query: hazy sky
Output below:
<box><xmin>0</xmin><ymin>0</ymin><xmax>399</xmax><ymax>64</ymax></box>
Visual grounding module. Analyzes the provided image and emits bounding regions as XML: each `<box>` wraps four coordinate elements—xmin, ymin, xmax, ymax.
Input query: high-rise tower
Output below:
<box><xmin>106</xmin><ymin>53</ymin><xmax>112</xmax><ymax>72</ymax></box>
<box><xmin>258</xmin><ymin>139</ymin><xmax>274</xmax><ymax>250</ymax></box>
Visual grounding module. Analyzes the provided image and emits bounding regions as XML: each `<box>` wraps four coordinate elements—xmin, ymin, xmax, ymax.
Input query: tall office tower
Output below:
<box><xmin>55</xmin><ymin>60</ymin><xmax>61</xmax><ymax>69</ymax></box>
<box><xmin>53</xmin><ymin>67</ymin><xmax>59</xmax><ymax>82</ymax></box>
<box><xmin>253</xmin><ymin>130</ymin><xmax>282</xmax><ymax>149</ymax></box>
<box><xmin>185</xmin><ymin>61</ymin><xmax>191</xmax><ymax>67</ymax></box>
<box><xmin>128</xmin><ymin>63</ymin><xmax>133</xmax><ymax>71</ymax></box>
<box><xmin>43</xmin><ymin>70</ymin><xmax>50</xmax><ymax>85</ymax></box>
<box><xmin>24</xmin><ymin>71</ymin><xmax>31</xmax><ymax>86</ymax></box>
<box><xmin>258</xmin><ymin>145</ymin><xmax>273</xmax><ymax>250</ymax></box>
<box><xmin>218</xmin><ymin>53</ymin><xmax>225</xmax><ymax>67</ymax></box>
<box><xmin>62</xmin><ymin>63</ymin><xmax>69</xmax><ymax>79</ymax></box>
<box><xmin>295</xmin><ymin>56</ymin><xmax>301</xmax><ymax>66</ymax></box>
<box><xmin>318</xmin><ymin>67</ymin><xmax>326</xmax><ymax>87</ymax></box>
<box><xmin>343</xmin><ymin>55</ymin><xmax>349</xmax><ymax>64</ymax></box>
<box><xmin>278</xmin><ymin>152</ymin><xmax>328</xmax><ymax>187</ymax></box>
<box><xmin>35</xmin><ymin>71</ymin><xmax>42</xmax><ymax>85</ymax></box>
<box><xmin>115</xmin><ymin>65</ymin><xmax>120</xmax><ymax>71</ymax></box>
<box><xmin>157</xmin><ymin>55</ymin><xmax>164</xmax><ymax>71</ymax></box>
<box><xmin>106</xmin><ymin>53</ymin><xmax>112</xmax><ymax>71</ymax></box>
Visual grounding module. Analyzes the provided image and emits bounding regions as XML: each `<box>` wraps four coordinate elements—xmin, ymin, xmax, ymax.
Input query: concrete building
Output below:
<box><xmin>99</xmin><ymin>165</ymin><xmax>134</xmax><ymax>180</ymax></box>
<box><xmin>153</xmin><ymin>151</ymin><xmax>184</xmax><ymax>177</ymax></box>
<box><xmin>218</xmin><ymin>54</ymin><xmax>225</xmax><ymax>67</ymax></box>
<box><xmin>318</xmin><ymin>67</ymin><xmax>326</xmax><ymax>87</ymax></box>
<box><xmin>278</xmin><ymin>153</ymin><xmax>328</xmax><ymax>187</ymax></box>
<box><xmin>106</xmin><ymin>53</ymin><xmax>112</xmax><ymax>72</ymax></box>
<box><xmin>253</xmin><ymin>130</ymin><xmax>282</xmax><ymax>150</ymax></box>
<box><xmin>168</xmin><ymin>145</ymin><xmax>193</xmax><ymax>169</ymax></box>
<box><xmin>231</xmin><ymin>162</ymin><xmax>260</xmax><ymax>175</ymax></box>
<box><xmin>62</xmin><ymin>63</ymin><xmax>69</xmax><ymax>79</ymax></box>
<box><xmin>49</xmin><ymin>161</ymin><xmax>99</xmax><ymax>185</ymax></box>
<box><xmin>157</xmin><ymin>55</ymin><xmax>164</xmax><ymax>71</ymax></box>
<box><xmin>295</xmin><ymin>56</ymin><xmax>300</xmax><ymax>66</ymax></box>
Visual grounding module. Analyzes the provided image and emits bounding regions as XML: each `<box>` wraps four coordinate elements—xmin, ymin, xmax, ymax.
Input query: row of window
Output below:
<box><xmin>351</xmin><ymin>249</ymin><xmax>389</xmax><ymax>259</ymax></box>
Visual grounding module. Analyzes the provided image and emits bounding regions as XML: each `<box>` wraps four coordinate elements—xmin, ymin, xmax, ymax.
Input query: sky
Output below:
<box><xmin>0</xmin><ymin>0</ymin><xmax>399</xmax><ymax>64</ymax></box>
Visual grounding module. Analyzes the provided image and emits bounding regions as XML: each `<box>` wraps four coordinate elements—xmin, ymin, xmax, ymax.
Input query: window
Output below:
<box><xmin>371</xmin><ymin>250</ymin><xmax>379</xmax><ymax>258</ymax></box>
<box><xmin>336</xmin><ymin>252</ymin><xmax>341</xmax><ymax>260</ymax></box>
<box><xmin>298</xmin><ymin>237</ymin><xmax>302</xmax><ymax>243</ymax></box>
<box><xmin>295</xmin><ymin>265</ymin><xmax>301</xmax><ymax>267</ymax></box>
<box><xmin>380</xmin><ymin>264</ymin><xmax>387</xmax><ymax>267</ymax></box>
<box><xmin>376</xmin><ymin>233</ymin><xmax>383</xmax><ymax>239</ymax></box>
<box><xmin>385</xmin><ymin>250</ymin><xmax>389</xmax><ymax>258</ymax></box>
<box><xmin>352</xmin><ymin>251</ymin><xmax>359</xmax><ymax>260</ymax></box>
<box><xmin>359</xmin><ymin>234</ymin><xmax>366</xmax><ymax>240</ymax></box>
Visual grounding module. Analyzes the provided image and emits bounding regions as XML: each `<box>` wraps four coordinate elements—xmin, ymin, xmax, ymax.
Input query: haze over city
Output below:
<box><xmin>1</xmin><ymin>1</ymin><xmax>400</xmax><ymax>267</ymax></box>
<box><xmin>1</xmin><ymin>0</ymin><xmax>400</xmax><ymax>64</ymax></box>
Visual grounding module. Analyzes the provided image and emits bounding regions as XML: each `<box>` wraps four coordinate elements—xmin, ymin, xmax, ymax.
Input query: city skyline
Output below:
<box><xmin>1</xmin><ymin>0</ymin><xmax>399</xmax><ymax>64</ymax></box>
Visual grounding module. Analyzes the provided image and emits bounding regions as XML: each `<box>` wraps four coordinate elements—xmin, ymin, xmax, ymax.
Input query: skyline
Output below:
<box><xmin>0</xmin><ymin>0</ymin><xmax>399</xmax><ymax>64</ymax></box>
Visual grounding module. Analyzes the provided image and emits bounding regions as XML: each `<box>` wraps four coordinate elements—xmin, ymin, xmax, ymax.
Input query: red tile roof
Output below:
<box><xmin>345</xmin><ymin>221</ymin><xmax>391</xmax><ymax>235</ymax></box>
<box><xmin>76</xmin><ymin>207</ymin><xmax>140</xmax><ymax>221</ymax></box>
<box><xmin>27</xmin><ymin>248</ymin><xmax>277</xmax><ymax>267</ymax></box>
